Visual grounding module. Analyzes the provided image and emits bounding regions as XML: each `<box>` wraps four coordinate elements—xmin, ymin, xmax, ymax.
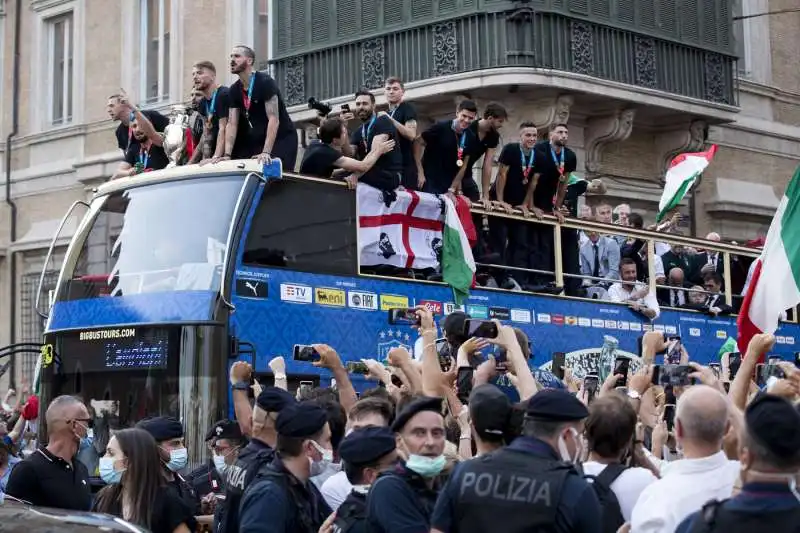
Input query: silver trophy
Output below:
<box><xmin>163</xmin><ymin>104</ymin><xmax>191</xmax><ymax>168</ymax></box>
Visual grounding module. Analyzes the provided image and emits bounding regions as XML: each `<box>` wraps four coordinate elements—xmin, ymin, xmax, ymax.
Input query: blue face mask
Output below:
<box><xmin>99</xmin><ymin>457</ymin><xmax>125</xmax><ymax>485</ymax></box>
<box><xmin>405</xmin><ymin>454</ymin><xmax>446</xmax><ymax>478</ymax></box>
<box><xmin>166</xmin><ymin>447</ymin><xmax>188</xmax><ymax>472</ymax></box>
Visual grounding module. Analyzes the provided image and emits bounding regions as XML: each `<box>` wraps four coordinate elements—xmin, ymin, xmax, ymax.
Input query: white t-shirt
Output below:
<box><xmin>320</xmin><ymin>470</ymin><xmax>353</xmax><ymax>511</ymax></box>
<box><xmin>583</xmin><ymin>461</ymin><xmax>658</xmax><ymax>522</ymax></box>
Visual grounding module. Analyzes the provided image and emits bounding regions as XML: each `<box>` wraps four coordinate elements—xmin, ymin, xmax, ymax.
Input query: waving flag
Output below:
<box><xmin>737</xmin><ymin>166</ymin><xmax>800</xmax><ymax>359</ymax></box>
<box><xmin>657</xmin><ymin>145</ymin><xmax>718</xmax><ymax>222</ymax></box>
<box><xmin>441</xmin><ymin>194</ymin><xmax>476</xmax><ymax>304</ymax></box>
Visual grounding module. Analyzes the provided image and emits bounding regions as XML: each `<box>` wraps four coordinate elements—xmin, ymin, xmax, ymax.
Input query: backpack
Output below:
<box><xmin>584</xmin><ymin>463</ymin><xmax>627</xmax><ymax>533</ymax></box>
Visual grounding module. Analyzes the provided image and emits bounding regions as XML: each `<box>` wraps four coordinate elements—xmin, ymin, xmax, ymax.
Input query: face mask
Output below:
<box><xmin>406</xmin><ymin>454</ymin><xmax>447</xmax><ymax>478</ymax></box>
<box><xmin>351</xmin><ymin>484</ymin><xmax>371</xmax><ymax>495</ymax></box>
<box><xmin>99</xmin><ymin>457</ymin><xmax>125</xmax><ymax>485</ymax></box>
<box><xmin>557</xmin><ymin>427</ymin><xmax>582</xmax><ymax>464</ymax></box>
<box><xmin>213</xmin><ymin>454</ymin><xmax>228</xmax><ymax>474</ymax></box>
<box><xmin>309</xmin><ymin>440</ymin><xmax>334</xmax><ymax>477</ymax></box>
<box><xmin>165</xmin><ymin>447</ymin><xmax>188</xmax><ymax>472</ymax></box>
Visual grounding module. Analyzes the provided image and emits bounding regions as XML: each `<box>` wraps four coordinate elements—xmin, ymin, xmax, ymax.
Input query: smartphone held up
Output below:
<box><xmin>388</xmin><ymin>308</ymin><xmax>421</xmax><ymax>326</ymax></box>
<box><xmin>293</xmin><ymin>344</ymin><xmax>320</xmax><ymax>362</ymax></box>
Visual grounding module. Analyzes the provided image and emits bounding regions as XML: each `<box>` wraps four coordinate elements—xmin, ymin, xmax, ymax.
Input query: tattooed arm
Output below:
<box><xmin>263</xmin><ymin>95</ymin><xmax>279</xmax><ymax>156</ymax></box>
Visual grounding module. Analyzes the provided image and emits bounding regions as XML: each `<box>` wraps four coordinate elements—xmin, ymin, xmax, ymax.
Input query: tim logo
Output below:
<box><xmin>236</xmin><ymin>278</ymin><xmax>268</xmax><ymax>299</ymax></box>
<box><xmin>280</xmin><ymin>283</ymin><xmax>312</xmax><ymax>303</ymax></box>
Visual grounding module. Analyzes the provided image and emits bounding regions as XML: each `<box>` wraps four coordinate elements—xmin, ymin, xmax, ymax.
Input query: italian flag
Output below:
<box><xmin>441</xmin><ymin>194</ymin><xmax>476</xmax><ymax>305</ymax></box>
<box><xmin>737</xmin><ymin>166</ymin><xmax>800</xmax><ymax>359</ymax></box>
<box><xmin>656</xmin><ymin>145</ymin><xmax>718</xmax><ymax>222</ymax></box>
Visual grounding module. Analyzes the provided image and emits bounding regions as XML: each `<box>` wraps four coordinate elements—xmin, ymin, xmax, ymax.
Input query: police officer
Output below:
<box><xmin>186</xmin><ymin>419</ymin><xmax>245</xmax><ymax>513</ymax></box>
<box><xmin>215</xmin><ymin>387</ymin><xmax>295</xmax><ymax>533</ymax></box>
<box><xmin>676</xmin><ymin>393</ymin><xmax>800</xmax><ymax>533</ymax></box>
<box><xmin>239</xmin><ymin>402</ymin><xmax>333</xmax><ymax>533</ymax></box>
<box><xmin>366</xmin><ymin>396</ymin><xmax>447</xmax><ymax>532</ymax></box>
<box><xmin>332</xmin><ymin>426</ymin><xmax>398</xmax><ymax>533</ymax></box>
<box><xmin>430</xmin><ymin>389</ymin><xmax>603</xmax><ymax>533</ymax></box>
<box><xmin>136</xmin><ymin>416</ymin><xmax>199</xmax><ymax>513</ymax></box>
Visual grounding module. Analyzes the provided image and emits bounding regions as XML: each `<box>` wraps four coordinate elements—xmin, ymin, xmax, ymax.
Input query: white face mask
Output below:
<box><xmin>557</xmin><ymin>427</ymin><xmax>583</xmax><ymax>464</ymax></box>
<box><xmin>213</xmin><ymin>454</ymin><xmax>228</xmax><ymax>474</ymax></box>
<box><xmin>309</xmin><ymin>440</ymin><xmax>334</xmax><ymax>477</ymax></box>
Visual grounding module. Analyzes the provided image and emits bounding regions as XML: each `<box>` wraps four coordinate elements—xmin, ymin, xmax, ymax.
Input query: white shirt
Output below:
<box><xmin>583</xmin><ymin>462</ymin><xmax>658</xmax><ymax>522</ymax></box>
<box><xmin>607</xmin><ymin>281</ymin><xmax>661</xmax><ymax>319</ymax></box>
<box><xmin>630</xmin><ymin>451</ymin><xmax>740</xmax><ymax>533</ymax></box>
<box><xmin>320</xmin><ymin>469</ymin><xmax>353</xmax><ymax>511</ymax></box>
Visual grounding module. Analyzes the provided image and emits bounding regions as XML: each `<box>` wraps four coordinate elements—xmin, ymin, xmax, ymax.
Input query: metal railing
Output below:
<box><xmin>271</xmin><ymin>9</ymin><xmax>738</xmax><ymax>107</ymax></box>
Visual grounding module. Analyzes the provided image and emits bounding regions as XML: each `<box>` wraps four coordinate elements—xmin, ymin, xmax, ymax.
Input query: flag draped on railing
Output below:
<box><xmin>357</xmin><ymin>184</ymin><xmax>475</xmax><ymax>304</ymax></box>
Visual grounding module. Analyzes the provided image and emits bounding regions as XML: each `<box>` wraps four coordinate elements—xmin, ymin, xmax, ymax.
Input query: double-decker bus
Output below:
<box><xmin>25</xmin><ymin>160</ymin><xmax>800</xmax><ymax>466</ymax></box>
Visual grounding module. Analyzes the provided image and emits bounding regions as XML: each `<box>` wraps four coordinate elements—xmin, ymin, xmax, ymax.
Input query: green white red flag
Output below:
<box><xmin>737</xmin><ymin>165</ymin><xmax>800</xmax><ymax>359</ymax></box>
<box><xmin>657</xmin><ymin>145</ymin><xmax>718</xmax><ymax>222</ymax></box>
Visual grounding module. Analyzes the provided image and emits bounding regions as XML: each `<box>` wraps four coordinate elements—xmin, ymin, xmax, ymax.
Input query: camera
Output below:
<box><xmin>308</xmin><ymin>97</ymin><xmax>332</xmax><ymax>117</ymax></box>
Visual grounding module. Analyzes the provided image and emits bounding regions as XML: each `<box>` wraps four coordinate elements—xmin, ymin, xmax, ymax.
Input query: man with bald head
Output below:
<box><xmin>5</xmin><ymin>395</ymin><xmax>93</xmax><ymax>510</ymax></box>
<box><xmin>690</xmin><ymin>231</ymin><xmax>726</xmax><ymax>285</ymax></box>
<box><xmin>631</xmin><ymin>385</ymin><xmax>740</xmax><ymax>532</ymax></box>
<box><xmin>658</xmin><ymin>266</ymin><xmax>692</xmax><ymax>307</ymax></box>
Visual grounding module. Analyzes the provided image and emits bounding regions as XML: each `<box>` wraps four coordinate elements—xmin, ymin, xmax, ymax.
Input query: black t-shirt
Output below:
<box><xmin>531</xmin><ymin>140</ymin><xmax>578</xmax><ymax>211</ymax></box>
<box><xmin>350</xmin><ymin>114</ymin><xmax>402</xmax><ymax>174</ymax></box>
<box><xmin>93</xmin><ymin>484</ymin><xmax>196</xmax><ymax>533</ymax></box>
<box><xmin>197</xmin><ymin>86</ymin><xmax>231</xmax><ymax>153</ymax></box>
<box><xmin>300</xmin><ymin>141</ymin><xmax>343</xmax><ymax>178</ymax></box>
<box><xmin>115</xmin><ymin>110</ymin><xmax>170</xmax><ymax>153</ymax></box>
<box><xmin>387</xmin><ymin>102</ymin><xmax>417</xmax><ymax>172</ymax></box>
<box><xmin>490</xmin><ymin>143</ymin><xmax>531</xmax><ymax>206</ymax></box>
<box><xmin>4</xmin><ymin>448</ymin><xmax>92</xmax><ymax>510</ymax></box>
<box><xmin>124</xmin><ymin>140</ymin><xmax>170</xmax><ymax>172</ymax></box>
<box><xmin>421</xmin><ymin>120</ymin><xmax>469</xmax><ymax>193</ymax></box>
<box><xmin>464</xmin><ymin>120</ymin><xmax>500</xmax><ymax>173</ymax></box>
<box><xmin>229</xmin><ymin>71</ymin><xmax>295</xmax><ymax>154</ymax></box>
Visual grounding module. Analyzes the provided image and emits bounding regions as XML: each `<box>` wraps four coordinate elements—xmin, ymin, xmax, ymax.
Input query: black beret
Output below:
<box><xmin>391</xmin><ymin>396</ymin><xmax>443</xmax><ymax>432</ymax></box>
<box><xmin>205</xmin><ymin>419</ymin><xmax>243</xmax><ymax>442</ymax></box>
<box><xmin>526</xmin><ymin>389</ymin><xmax>589</xmax><ymax>422</ymax></box>
<box><xmin>136</xmin><ymin>416</ymin><xmax>184</xmax><ymax>442</ymax></box>
<box><xmin>276</xmin><ymin>403</ymin><xmax>327</xmax><ymax>438</ymax></box>
<box><xmin>338</xmin><ymin>426</ymin><xmax>396</xmax><ymax>466</ymax></box>
<box><xmin>256</xmin><ymin>387</ymin><xmax>296</xmax><ymax>413</ymax></box>
<box><xmin>746</xmin><ymin>393</ymin><xmax>800</xmax><ymax>459</ymax></box>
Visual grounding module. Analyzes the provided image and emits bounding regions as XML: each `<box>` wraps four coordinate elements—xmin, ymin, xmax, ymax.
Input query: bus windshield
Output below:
<box><xmin>59</xmin><ymin>175</ymin><xmax>244</xmax><ymax>301</ymax></box>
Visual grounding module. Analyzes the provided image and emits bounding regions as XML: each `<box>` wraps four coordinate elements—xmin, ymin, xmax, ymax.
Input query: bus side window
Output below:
<box><xmin>242</xmin><ymin>180</ymin><xmax>358</xmax><ymax>276</ymax></box>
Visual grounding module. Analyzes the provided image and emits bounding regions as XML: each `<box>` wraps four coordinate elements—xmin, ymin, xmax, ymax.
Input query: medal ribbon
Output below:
<box><xmin>389</xmin><ymin>106</ymin><xmax>398</xmax><ymax>119</ymax></box>
<box><xmin>138</xmin><ymin>147</ymin><xmax>149</xmax><ymax>169</ymax></box>
<box><xmin>361</xmin><ymin>115</ymin><xmax>376</xmax><ymax>150</ymax></box>
<box><xmin>551</xmin><ymin>144</ymin><xmax>565</xmax><ymax>177</ymax></box>
<box><xmin>242</xmin><ymin>73</ymin><xmax>256</xmax><ymax>113</ymax></box>
<box><xmin>127</xmin><ymin>111</ymin><xmax>136</xmax><ymax>144</ymax></box>
<box><xmin>521</xmin><ymin>145</ymin><xmax>535</xmax><ymax>181</ymax></box>
<box><xmin>454</xmin><ymin>121</ymin><xmax>467</xmax><ymax>164</ymax></box>
<box><xmin>205</xmin><ymin>88</ymin><xmax>218</xmax><ymax>121</ymax></box>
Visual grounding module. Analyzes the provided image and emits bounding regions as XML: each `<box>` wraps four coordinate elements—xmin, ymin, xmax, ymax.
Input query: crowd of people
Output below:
<box><xmin>1</xmin><ymin>305</ymin><xmax>798</xmax><ymax>533</ymax></box>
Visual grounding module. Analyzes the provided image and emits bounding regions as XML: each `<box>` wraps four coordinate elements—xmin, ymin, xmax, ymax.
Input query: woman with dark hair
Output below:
<box><xmin>93</xmin><ymin>428</ymin><xmax>195</xmax><ymax>533</ymax></box>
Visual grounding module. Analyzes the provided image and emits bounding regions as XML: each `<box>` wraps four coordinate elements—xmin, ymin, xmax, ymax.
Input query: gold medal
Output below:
<box><xmin>456</xmin><ymin>159</ymin><xmax>464</xmax><ymax>167</ymax></box>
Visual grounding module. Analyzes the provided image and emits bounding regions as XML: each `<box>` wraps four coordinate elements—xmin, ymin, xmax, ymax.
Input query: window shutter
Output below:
<box><xmin>384</xmin><ymin>0</ymin><xmax>405</xmax><ymax>26</ymax></box>
<box><xmin>290</xmin><ymin>0</ymin><xmax>307</xmax><ymax>49</ymax></box>
<box><xmin>639</xmin><ymin>0</ymin><xmax>656</xmax><ymax>31</ymax></box>
<box><xmin>411</xmin><ymin>0</ymin><xmax>434</xmax><ymax>21</ymax></box>
<box><xmin>438</xmin><ymin>0</ymin><xmax>458</xmax><ymax>14</ymax></box>
<box><xmin>592</xmin><ymin>0</ymin><xmax>611</xmax><ymax>20</ymax></box>
<box><xmin>311</xmin><ymin>0</ymin><xmax>330</xmax><ymax>43</ymax></box>
<box><xmin>336</xmin><ymin>0</ymin><xmax>359</xmax><ymax>38</ymax></box>
<box><xmin>362</xmin><ymin>0</ymin><xmax>379</xmax><ymax>33</ymax></box>
<box><xmin>681</xmin><ymin>0</ymin><xmax>699</xmax><ymax>44</ymax></box>
<box><xmin>617</xmin><ymin>0</ymin><xmax>636</xmax><ymax>26</ymax></box>
<box><xmin>658</xmin><ymin>0</ymin><xmax>676</xmax><ymax>36</ymax></box>
<box><xmin>275</xmin><ymin>0</ymin><xmax>290</xmax><ymax>54</ymax></box>
<box><xmin>569</xmin><ymin>0</ymin><xmax>589</xmax><ymax>15</ymax></box>
<box><xmin>701</xmin><ymin>0</ymin><xmax>718</xmax><ymax>46</ymax></box>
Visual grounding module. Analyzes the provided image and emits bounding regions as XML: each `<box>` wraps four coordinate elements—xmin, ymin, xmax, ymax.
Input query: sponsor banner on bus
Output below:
<box><xmin>280</xmin><ymin>283</ymin><xmax>312</xmax><ymax>304</ymax></box>
<box><xmin>315</xmin><ymin>288</ymin><xmax>346</xmax><ymax>307</ymax></box>
<box><xmin>419</xmin><ymin>300</ymin><xmax>443</xmax><ymax>315</ymax></box>
<box><xmin>380</xmin><ymin>294</ymin><xmax>409</xmax><ymax>310</ymax></box>
<box><xmin>348</xmin><ymin>291</ymin><xmax>378</xmax><ymax>311</ymax></box>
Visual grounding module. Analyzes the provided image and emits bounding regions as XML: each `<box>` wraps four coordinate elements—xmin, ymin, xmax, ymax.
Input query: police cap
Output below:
<box><xmin>136</xmin><ymin>416</ymin><xmax>184</xmax><ymax>442</ymax></box>
<box><xmin>525</xmin><ymin>389</ymin><xmax>588</xmax><ymax>421</ymax></box>
<box><xmin>391</xmin><ymin>396</ymin><xmax>443</xmax><ymax>432</ymax></box>
<box><xmin>338</xmin><ymin>426</ymin><xmax>396</xmax><ymax>466</ymax></box>
<box><xmin>469</xmin><ymin>384</ymin><xmax>511</xmax><ymax>436</ymax></box>
<box><xmin>256</xmin><ymin>387</ymin><xmax>296</xmax><ymax>413</ymax></box>
<box><xmin>276</xmin><ymin>403</ymin><xmax>327</xmax><ymax>438</ymax></box>
<box><xmin>745</xmin><ymin>393</ymin><xmax>800</xmax><ymax>459</ymax></box>
<box><xmin>205</xmin><ymin>419</ymin><xmax>243</xmax><ymax>442</ymax></box>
